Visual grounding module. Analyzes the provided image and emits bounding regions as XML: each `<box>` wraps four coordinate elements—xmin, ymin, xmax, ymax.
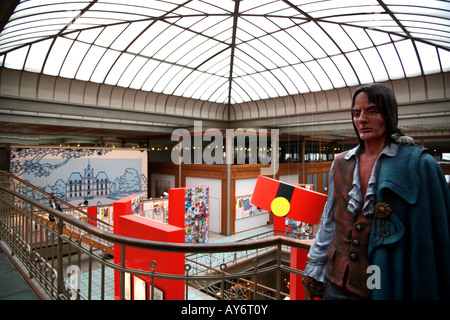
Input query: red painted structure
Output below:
<box><xmin>113</xmin><ymin>194</ymin><xmax>184</xmax><ymax>300</ymax></box>
<box><xmin>251</xmin><ymin>176</ymin><xmax>327</xmax><ymax>300</ymax></box>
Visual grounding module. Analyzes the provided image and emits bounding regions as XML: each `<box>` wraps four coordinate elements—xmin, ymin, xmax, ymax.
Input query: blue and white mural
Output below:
<box><xmin>10</xmin><ymin>146</ymin><xmax>148</xmax><ymax>206</ymax></box>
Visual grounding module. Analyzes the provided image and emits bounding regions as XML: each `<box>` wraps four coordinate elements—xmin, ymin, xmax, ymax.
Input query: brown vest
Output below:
<box><xmin>326</xmin><ymin>152</ymin><xmax>374</xmax><ymax>298</ymax></box>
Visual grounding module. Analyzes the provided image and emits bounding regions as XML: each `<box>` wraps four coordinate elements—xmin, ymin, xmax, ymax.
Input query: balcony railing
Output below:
<box><xmin>0</xmin><ymin>173</ymin><xmax>311</xmax><ymax>300</ymax></box>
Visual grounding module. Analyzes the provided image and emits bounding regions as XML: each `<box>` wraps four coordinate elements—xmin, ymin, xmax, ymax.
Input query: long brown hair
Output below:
<box><xmin>351</xmin><ymin>83</ymin><xmax>404</xmax><ymax>150</ymax></box>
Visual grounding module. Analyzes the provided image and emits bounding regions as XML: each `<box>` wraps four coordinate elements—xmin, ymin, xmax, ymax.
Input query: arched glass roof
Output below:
<box><xmin>0</xmin><ymin>0</ymin><xmax>449</xmax><ymax>105</ymax></box>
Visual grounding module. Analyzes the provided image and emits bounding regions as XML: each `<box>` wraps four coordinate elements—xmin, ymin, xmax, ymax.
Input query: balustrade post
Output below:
<box><xmin>56</xmin><ymin>217</ymin><xmax>65</xmax><ymax>299</ymax></box>
<box><xmin>120</xmin><ymin>245</ymin><xmax>126</xmax><ymax>300</ymax></box>
<box><xmin>276</xmin><ymin>242</ymin><xmax>281</xmax><ymax>300</ymax></box>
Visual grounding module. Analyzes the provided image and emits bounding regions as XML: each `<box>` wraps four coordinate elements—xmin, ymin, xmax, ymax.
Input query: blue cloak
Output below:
<box><xmin>369</xmin><ymin>144</ymin><xmax>450</xmax><ymax>299</ymax></box>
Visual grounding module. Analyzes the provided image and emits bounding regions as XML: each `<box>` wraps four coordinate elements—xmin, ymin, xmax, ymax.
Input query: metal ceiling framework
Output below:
<box><xmin>0</xmin><ymin>0</ymin><xmax>449</xmax><ymax>145</ymax></box>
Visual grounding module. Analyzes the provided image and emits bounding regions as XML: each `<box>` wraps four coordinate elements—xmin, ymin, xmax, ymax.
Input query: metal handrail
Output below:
<box><xmin>0</xmin><ymin>170</ymin><xmax>113</xmax><ymax>229</ymax></box>
<box><xmin>0</xmin><ymin>183</ymin><xmax>310</xmax><ymax>300</ymax></box>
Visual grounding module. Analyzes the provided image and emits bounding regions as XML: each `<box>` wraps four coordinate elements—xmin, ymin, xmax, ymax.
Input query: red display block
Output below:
<box><xmin>251</xmin><ymin>175</ymin><xmax>327</xmax><ymax>226</ymax></box>
<box><xmin>113</xmin><ymin>194</ymin><xmax>142</xmax><ymax>228</ymax></box>
<box><xmin>289</xmin><ymin>241</ymin><xmax>315</xmax><ymax>300</ymax></box>
<box><xmin>86</xmin><ymin>206</ymin><xmax>98</xmax><ymax>227</ymax></box>
<box><xmin>113</xmin><ymin>194</ymin><xmax>185</xmax><ymax>300</ymax></box>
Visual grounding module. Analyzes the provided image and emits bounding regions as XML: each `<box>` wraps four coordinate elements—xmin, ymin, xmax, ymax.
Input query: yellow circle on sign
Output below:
<box><xmin>271</xmin><ymin>197</ymin><xmax>290</xmax><ymax>217</ymax></box>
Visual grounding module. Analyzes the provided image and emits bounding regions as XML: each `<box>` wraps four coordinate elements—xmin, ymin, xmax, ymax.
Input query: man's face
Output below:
<box><xmin>352</xmin><ymin>92</ymin><xmax>387</xmax><ymax>145</ymax></box>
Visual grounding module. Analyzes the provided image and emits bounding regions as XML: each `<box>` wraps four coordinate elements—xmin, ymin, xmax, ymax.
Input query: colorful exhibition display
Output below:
<box><xmin>107</xmin><ymin>175</ymin><xmax>326</xmax><ymax>300</ymax></box>
<box><xmin>112</xmin><ymin>186</ymin><xmax>209</xmax><ymax>300</ymax></box>
<box><xmin>251</xmin><ymin>175</ymin><xmax>327</xmax><ymax>300</ymax></box>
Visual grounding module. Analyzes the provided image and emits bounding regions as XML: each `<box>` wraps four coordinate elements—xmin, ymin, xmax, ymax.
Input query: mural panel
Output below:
<box><xmin>10</xmin><ymin>146</ymin><xmax>148</xmax><ymax>206</ymax></box>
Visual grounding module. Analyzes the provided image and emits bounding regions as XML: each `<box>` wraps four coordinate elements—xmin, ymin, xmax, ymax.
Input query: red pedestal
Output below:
<box><xmin>86</xmin><ymin>206</ymin><xmax>97</xmax><ymax>227</ymax></box>
<box><xmin>289</xmin><ymin>241</ymin><xmax>314</xmax><ymax>300</ymax></box>
<box><xmin>113</xmin><ymin>194</ymin><xmax>185</xmax><ymax>300</ymax></box>
<box><xmin>168</xmin><ymin>188</ymin><xmax>185</xmax><ymax>229</ymax></box>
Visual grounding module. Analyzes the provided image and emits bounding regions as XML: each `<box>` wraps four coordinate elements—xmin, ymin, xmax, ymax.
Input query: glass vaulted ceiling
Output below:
<box><xmin>0</xmin><ymin>0</ymin><xmax>449</xmax><ymax>105</ymax></box>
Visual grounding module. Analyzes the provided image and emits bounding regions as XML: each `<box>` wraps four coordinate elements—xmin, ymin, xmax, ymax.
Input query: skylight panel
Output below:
<box><xmin>152</xmin><ymin>28</ymin><xmax>186</xmax><ymax>61</ymax></box>
<box><xmin>279</xmin><ymin>65</ymin><xmax>310</xmax><ymax>93</ymax></box>
<box><xmin>366</xmin><ymin>29</ymin><xmax>391</xmax><ymax>46</ymax></box>
<box><xmin>181</xmin><ymin>71</ymin><xmax>216</xmax><ymax>98</ymax></box>
<box><xmin>60</xmin><ymin>40</ymin><xmax>90</xmax><ymax>78</ymax></box>
<box><xmin>117</xmin><ymin>55</ymin><xmax>147</xmax><ymax>87</ymax></box>
<box><xmin>153</xmin><ymin>64</ymin><xmax>186</xmax><ymax>93</ymax></box>
<box><xmin>416</xmin><ymin>41</ymin><xmax>441</xmax><ymax>74</ymax></box>
<box><xmin>164</xmin><ymin>33</ymin><xmax>201</xmax><ymax>64</ymax></box>
<box><xmin>253</xmin><ymin>72</ymin><xmax>280</xmax><ymax>98</ymax></box>
<box><xmin>237</xmin><ymin>18</ymin><xmax>267</xmax><ymax>40</ymax></box>
<box><xmin>231</xmin><ymin>79</ymin><xmax>253</xmax><ymax>103</ymax></box>
<box><xmin>307</xmin><ymin>4</ymin><xmax>383</xmax><ymax>19</ymax></box>
<box><xmin>342</xmin><ymin>26</ymin><xmax>373</xmax><ymax>49</ymax></box>
<box><xmin>296</xmin><ymin>0</ymin><xmax>379</xmax><ymax>13</ymax></box>
<box><xmin>387</xmin><ymin>5</ymin><xmax>450</xmax><ymax>18</ymax></box>
<box><xmin>111</xmin><ymin>21</ymin><xmax>150</xmax><ymax>51</ymax></box>
<box><xmin>194</xmin><ymin>75</ymin><xmax>226</xmax><ymax>102</ymax></box>
<box><xmin>76</xmin><ymin>45</ymin><xmax>106</xmax><ymax>81</ymax></box>
<box><xmin>104</xmin><ymin>52</ymin><xmax>134</xmax><ymax>86</ymax></box>
<box><xmin>91</xmin><ymin>2</ymin><xmax>166</xmax><ymax>17</ymax></box>
<box><xmin>255</xmin><ymin>36</ymin><xmax>289</xmax><ymax>66</ymax></box>
<box><xmin>240</xmin><ymin>0</ymin><xmax>290</xmax><ymax>16</ymax></box>
<box><xmin>272</xmin><ymin>30</ymin><xmax>311</xmax><ymax>62</ymax></box>
<box><xmin>346</xmin><ymin>51</ymin><xmax>374</xmax><ymax>84</ymax></box>
<box><xmin>286</xmin><ymin>25</ymin><xmax>326</xmax><ymax>59</ymax></box>
<box><xmin>302</xmin><ymin>22</ymin><xmax>340</xmax><ymax>56</ymax></box>
<box><xmin>198</xmin><ymin>17</ymin><xmax>232</xmax><ymax>39</ymax></box>
<box><xmin>24</xmin><ymin>38</ymin><xmax>52</xmax><ymax>72</ymax></box>
<box><xmin>183</xmin><ymin>0</ymin><xmax>233</xmax><ymax>15</ymax></box>
<box><xmin>266</xmin><ymin>33</ymin><xmax>302</xmax><ymax>64</ymax></box>
<box><xmin>438</xmin><ymin>48</ymin><xmax>450</xmax><ymax>72</ymax></box>
<box><xmin>208</xmin><ymin>83</ymin><xmax>229</xmax><ymax>104</ymax></box>
<box><xmin>11</xmin><ymin>2</ymin><xmax>86</xmax><ymax>20</ymax></box>
<box><xmin>247</xmin><ymin>16</ymin><xmax>281</xmax><ymax>34</ymax></box>
<box><xmin>395</xmin><ymin>39</ymin><xmax>422</xmax><ymax>77</ymax></box>
<box><xmin>271</xmin><ymin>67</ymin><xmax>299</xmax><ymax>95</ymax></box>
<box><xmin>177</xmin><ymin>40</ymin><xmax>225</xmax><ymax>68</ymax></box>
<box><xmin>77</xmin><ymin>28</ymin><xmax>103</xmax><ymax>43</ymax></box>
<box><xmin>94</xmin><ymin>24</ymin><xmax>128</xmax><ymax>47</ymax></box>
<box><xmin>43</xmin><ymin>37</ymin><xmax>73</xmax><ymax>76</ymax></box>
<box><xmin>171</xmin><ymin>69</ymin><xmax>199</xmax><ymax>97</ymax></box>
<box><xmin>292</xmin><ymin>63</ymin><xmax>321</xmax><ymax>92</ymax></box>
<box><xmin>360</xmin><ymin>47</ymin><xmax>389</xmax><ymax>82</ymax></box>
<box><xmin>128</xmin><ymin>21</ymin><xmax>170</xmax><ymax>54</ymax></box>
<box><xmin>237</xmin><ymin>74</ymin><xmax>270</xmax><ymax>101</ymax></box>
<box><xmin>260</xmin><ymin>70</ymin><xmax>288</xmax><ymax>97</ymax></box>
<box><xmin>377</xmin><ymin>43</ymin><xmax>404</xmax><ymax>79</ymax></box>
<box><xmin>141</xmin><ymin>61</ymin><xmax>171</xmax><ymax>92</ymax></box>
<box><xmin>330</xmin><ymin>54</ymin><xmax>359</xmax><ymax>86</ymax></box>
<box><xmin>317</xmin><ymin>57</ymin><xmax>346</xmax><ymax>88</ymax></box>
<box><xmin>83</xmin><ymin>8</ymin><xmax>145</xmax><ymax>22</ymax></box>
<box><xmin>235</xmin><ymin>42</ymin><xmax>277</xmax><ymax>71</ymax></box>
<box><xmin>305</xmin><ymin>60</ymin><xmax>333</xmax><ymax>91</ymax></box>
<box><xmin>4</xmin><ymin>45</ymin><xmax>28</xmax><ymax>70</ymax></box>
<box><xmin>90</xmin><ymin>49</ymin><xmax>121</xmax><ymax>83</ymax></box>
<box><xmin>196</xmin><ymin>50</ymin><xmax>230</xmax><ymax>74</ymax></box>
<box><xmin>129</xmin><ymin>59</ymin><xmax>160</xmax><ymax>89</ymax></box>
<box><xmin>319</xmin><ymin>22</ymin><xmax>356</xmax><ymax>53</ymax></box>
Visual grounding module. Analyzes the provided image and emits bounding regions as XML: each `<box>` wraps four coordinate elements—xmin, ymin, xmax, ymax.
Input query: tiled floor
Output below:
<box><xmin>0</xmin><ymin>246</ymin><xmax>39</xmax><ymax>300</ymax></box>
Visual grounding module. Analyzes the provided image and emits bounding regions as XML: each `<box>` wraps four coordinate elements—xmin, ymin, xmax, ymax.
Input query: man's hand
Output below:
<box><xmin>302</xmin><ymin>276</ymin><xmax>325</xmax><ymax>300</ymax></box>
